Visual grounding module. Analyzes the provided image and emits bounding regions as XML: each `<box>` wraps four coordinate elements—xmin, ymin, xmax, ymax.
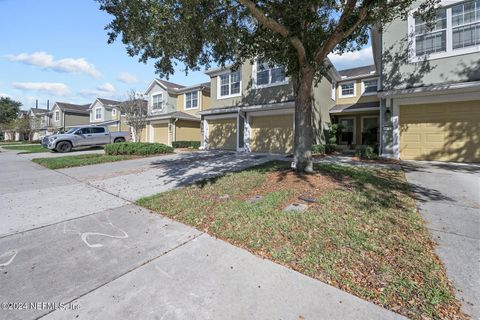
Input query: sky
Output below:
<box><xmin>0</xmin><ymin>0</ymin><xmax>373</xmax><ymax>110</ymax></box>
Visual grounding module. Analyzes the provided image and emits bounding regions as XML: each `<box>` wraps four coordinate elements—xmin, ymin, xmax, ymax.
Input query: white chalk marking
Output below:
<box><xmin>0</xmin><ymin>249</ymin><xmax>18</xmax><ymax>267</ymax></box>
<box><xmin>81</xmin><ymin>222</ymin><xmax>129</xmax><ymax>248</ymax></box>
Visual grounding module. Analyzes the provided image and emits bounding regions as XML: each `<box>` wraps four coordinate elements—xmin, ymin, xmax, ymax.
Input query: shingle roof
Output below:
<box><xmin>330</xmin><ymin>101</ymin><xmax>380</xmax><ymax>113</ymax></box>
<box><xmin>97</xmin><ymin>98</ymin><xmax>121</xmax><ymax>106</ymax></box>
<box><xmin>30</xmin><ymin>108</ymin><xmax>49</xmax><ymax>115</ymax></box>
<box><xmin>148</xmin><ymin>111</ymin><xmax>200</xmax><ymax>121</ymax></box>
<box><xmin>338</xmin><ymin>65</ymin><xmax>376</xmax><ymax>79</ymax></box>
<box><xmin>157</xmin><ymin>79</ymin><xmax>186</xmax><ymax>90</ymax></box>
<box><xmin>55</xmin><ymin>102</ymin><xmax>90</xmax><ymax>114</ymax></box>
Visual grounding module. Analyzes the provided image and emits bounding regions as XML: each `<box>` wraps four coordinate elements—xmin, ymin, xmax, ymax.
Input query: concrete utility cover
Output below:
<box><xmin>283</xmin><ymin>203</ymin><xmax>308</xmax><ymax>212</ymax></box>
<box><xmin>246</xmin><ymin>195</ymin><xmax>263</xmax><ymax>204</ymax></box>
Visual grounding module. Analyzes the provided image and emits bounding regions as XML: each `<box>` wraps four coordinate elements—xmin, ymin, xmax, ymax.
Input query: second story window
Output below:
<box><xmin>255</xmin><ymin>60</ymin><xmax>287</xmax><ymax>87</ymax></box>
<box><xmin>152</xmin><ymin>93</ymin><xmax>163</xmax><ymax>110</ymax></box>
<box><xmin>362</xmin><ymin>79</ymin><xmax>379</xmax><ymax>95</ymax></box>
<box><xmin>185</xmin><ymin>91</ymin><xmax>198</xmax><ymax>109</ymax></box>
<box><xmin>95</xmin><ymin>108</ymin><xmax>102</xmax><ymax>120</ymax></box>
<box><xmin>219</xmin><ymin>71</ymin><xmax>241</xmax><ymax>98</ymax></box>
<box><xmin>112</xmin><ymin>108</ymin><xmax>117</xmax><ymax>117</ymax></box>
<box><xmin>55</xmin><ymin>111</ymin><xmax>60</xmax><ymax>121</ymax></box>
<box><xmin>340</xmin><ymin>82</ymin><xmax>355</xmax><ymax>97</ymax></box>
<box><xmin>410</xmin><ymin>0</ymin><xmax>480</xmax><ymax>60</ymax></box>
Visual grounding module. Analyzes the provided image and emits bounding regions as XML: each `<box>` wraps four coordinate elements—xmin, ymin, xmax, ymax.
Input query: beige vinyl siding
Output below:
<box><xmin>250</xmin><ymin>114</ymin><xmax>293</xmax><ymax>153</ymax></box>
<box><xmin>208</xmin><ymin>118</ymin><xmax>237</xmax><ymax>150</ymax></box>
<box><xmin>202</xmin><ymin>92</ymin><xmax>211</xmax><ymax>110</ymax></box>
<box><xmin>336</xmin><ymin>79</ymin><xmax>379</xmax><ymax>105</ymax></box>
<box><xmin>399</xmin><ymin>101</ymin><xmax>480</xmax><ymax>162</ymax></box>
<box><xmin>64</xmin><ymin>113</ymin><xmax>90</xmax><ymax>127</ymax></box>
<box><xmin>140</xmin><ymin>125</ymin><xmax>149</xmax><ymax>142</ymax></box>
<box><xmin>175</xmin><ymin>120</ymin><xmax>200</xmax><ymax>141</ymax></box>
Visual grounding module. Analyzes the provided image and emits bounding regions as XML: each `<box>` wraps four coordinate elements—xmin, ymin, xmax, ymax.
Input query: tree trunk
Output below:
<box><xmin>293</xmin><ymin>67</ymin><xmax>315</xmax><ymax>173</ymax></box>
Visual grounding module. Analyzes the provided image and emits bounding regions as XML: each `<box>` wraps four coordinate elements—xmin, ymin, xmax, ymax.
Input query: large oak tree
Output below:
<box><xmin>97</xmin><ymin>0</ymin><xmax>436</xmax><ymax>172</ymax></box>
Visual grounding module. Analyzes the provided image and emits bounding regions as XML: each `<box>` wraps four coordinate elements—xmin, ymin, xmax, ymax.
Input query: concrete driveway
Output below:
<box><xmin>403</xmin><ymin>161</ymin><xmax>480</xmax><ymax>319</ymax></box>
<box><xmin>0</xmin><ymin>150</ymin><xmax>405</xmax><ymax>320</ymax></box>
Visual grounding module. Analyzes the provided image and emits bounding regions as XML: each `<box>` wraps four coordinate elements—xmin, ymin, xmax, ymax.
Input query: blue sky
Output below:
<box><xmin>0</xmin><ymin>0</ymin><xmax>373</xmax><ymax>110</ymax></box>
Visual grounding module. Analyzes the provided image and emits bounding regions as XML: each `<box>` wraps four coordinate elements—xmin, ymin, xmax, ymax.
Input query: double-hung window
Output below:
<box><xmin>152</xmin><ymin>93</ymin><xmax>163</xmax><ymax>110</ymax></box>
<box><xmin>340</xmin><ymin>82</ymin><xmax>355</xmax><ymax>97</ymax></box>
<box><xmin>219</xmin><ymin>71</ymin><xmax>241</xmax><ymax>98</ymax></box>
<box><xmin>411</xmin><ymin>0</ymin><xmax>480</xmax><ymax>60</ymax></box>
<box><xmin>95</xmin><ymin>108</ymin><xmax>102</xmax><ymax>120</ymax></box>
<box><xmin>55</xmin><ymin>111</ymin><xmax>60</xmax><ymax>121</ymax></box>
<box><xmin>255</xmin><ymin>60</ymin><xmax>287</xmax><ymax>87</ymax></box>
<box><xmin>362</xmin><ymin>79</ymin><xmax>379</xmax><ymax>94</ymax></box>
<box><xmin>452</xmin><ymin>0</ymin><xmax>480</xmax><ymax>49</ymax></box>
<box><xmin>112</xmin><ymin>108</ymin><xmax>117</xmax><ymax>117</ymax></box>
<box><xmin>185</xmin><ymin>91</ymin><xmax>198</xmax><ymax>109</ymax></box>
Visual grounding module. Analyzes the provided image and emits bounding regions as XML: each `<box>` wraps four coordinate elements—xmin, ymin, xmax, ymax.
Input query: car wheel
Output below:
<box><xmin>114</xmin><ymin>138</ymin><xmax>125</xmax><ymax>143</ymax></box>
<box><xmin>56</xmin><ymin>141</ymin><xmax>72</xmax><ymax>153</ymax></box>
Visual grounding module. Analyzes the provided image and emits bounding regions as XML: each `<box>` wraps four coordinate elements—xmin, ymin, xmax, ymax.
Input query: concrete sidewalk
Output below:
<box><xmin>403</xmin><ymin>161</ymin><xmax>480</xmax><ymax>319</ymax></box>
<box><xmin>0</xmin><ymin>150</ymin><xmax>405</xmax><ymax>320</ymax></box>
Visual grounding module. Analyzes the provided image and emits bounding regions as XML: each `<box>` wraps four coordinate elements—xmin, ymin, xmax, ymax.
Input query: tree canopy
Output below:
<box><xmin>0</xmin><ymin>97</ymin><xmax>21</xmax><ymax>125</ymax></box>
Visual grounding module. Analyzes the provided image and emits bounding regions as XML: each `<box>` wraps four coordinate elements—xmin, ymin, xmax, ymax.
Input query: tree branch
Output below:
<box><xmin>238</xmin><ymin>0</ymin><xmax>307</xmax><ymax>65</ymax></box>
<box><xmin>314</xmin><ymin>0</ymin><xmax>373</xmax><ymax>63</ymax></box>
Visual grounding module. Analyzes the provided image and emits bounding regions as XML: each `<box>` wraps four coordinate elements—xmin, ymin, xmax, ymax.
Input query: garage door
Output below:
<box><xmin>400</xmin><ymin>101</ymin><xmax>480</xmax><ymax>162</ymax></box>
<box><xmin>251</xmin><ymin>114</ymin><xmax>293</xmax><ymax>153</ymax></box>
<box><xmin>152</xmin><ymin>122</ymin><xmax>169</xmax><ymax>145</ymax></box>
<box><xmin>208</xmin><ymin>118</ymin><xmax>237</xmax><ymax>150</ymax></box>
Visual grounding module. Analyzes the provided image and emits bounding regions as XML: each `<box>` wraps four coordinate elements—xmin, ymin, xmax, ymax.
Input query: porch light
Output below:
<box><xmin>385</xmin><ymin>108</ymin><xmax>391</xmax><ymax>122</ymax></box>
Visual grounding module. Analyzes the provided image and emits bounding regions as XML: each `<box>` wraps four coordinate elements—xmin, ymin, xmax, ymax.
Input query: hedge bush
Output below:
<box><xmin>355</xmin><ymin>145</ymin><xmax>379</xmax><ymax>160</ymax></box>
<box><xmin>105</xmin><ymin>142</ymin><xmax>174</xmax><ymax>156</ymax></box>
<box><xmin>311</xmin><ymin>144</ymin><xmax>325</xmax><ymax>155</ymax></box>
<box><xmin>325</xmin><ymin>144</ymin><xmax>337</xmax><ymax>154</ymax></box>
<box><xmin>172</xmin><ymin>141</ymin><xmax>201</xmax><ymax>149</ymax></box>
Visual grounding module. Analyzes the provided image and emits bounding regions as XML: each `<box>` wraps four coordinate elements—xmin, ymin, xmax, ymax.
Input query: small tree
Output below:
<box><xmin>0</xmin><ymin>97</ymin><xmax>21</xmax><ymax>126</ymax></box>
<box><xmin>120</xmin><ymin>90</ymin><xmax>148</xmax><ymax>142</ymax></box>
<box><xmin>98</xmin><ymin>0</ymin><xmax>436</xmax><ymax>172</ymax></box>
<box><xmin>15</xmin><ymin>116</ymin><xmax>34</xmax><ymax>141</ymax></box>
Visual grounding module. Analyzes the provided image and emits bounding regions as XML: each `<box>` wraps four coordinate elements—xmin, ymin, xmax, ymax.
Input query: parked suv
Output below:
<box><xmin>42</xmin><ymin>126</ymin><xmax>130</xmax><ymax>153</ymax></box>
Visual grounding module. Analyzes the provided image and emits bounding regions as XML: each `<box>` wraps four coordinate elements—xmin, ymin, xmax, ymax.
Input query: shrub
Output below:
<box><xmin>172</xmin><ymin>140</ymin><xmax>201</xmax><ymax>149</ymax></box>
<box><xmin>311</xmin><ymin>144</ymin><xmax>325</xmax><ymax>155</ymax></box>
<box><xmin>105</xmin><ymin>142</ymin><xmax>174</xmax><ymax>156</ymax></box>
<box><xmin>325</xmin><ymin>144</ymin><xmax>337</xmax><ymax>154</ymax></box>
<box><xmin>355</xmin><ymin>145</ymin><xmax>379</xmax><ymax>160</ymax></box>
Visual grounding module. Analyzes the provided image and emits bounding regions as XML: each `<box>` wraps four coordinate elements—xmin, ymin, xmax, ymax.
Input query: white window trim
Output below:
<box><xmin>217</xmin><ymin>71</ymin><xmax>242</xmax><ymax>100</ymax></box>
<box><xmin>338</xmin><ymin>117</ymin><xmax>356</xmax><ymax>145</ymax></box>
<box><xmin>184</xmin><ymin>91</ymin><xmax>199</xmax><ymax>110</ymax></box>
<box><xmin>151</xmin><ymin>92</ymin><xmax>164</xmax><ymax>111</ymax></box>
<box><xmin>112</xmin><ymin>108</ymin><xmax>117</xmax><ymax>117</ymax></box>
<box><xmin>54</xmin><ymin>110</ymin><xmax>60</xmax><ymax>122</ymax></box>
<box><xmin>339</xmin><ymin>81</ymin><xmax>356</xmax><ymax>98</ymax></box>
<box><xmin>408</xmin><ymin>0</ymin><xmax>480</xmax><ymax>62</ymax></box>
<box><xmin>361</xmin><ymin>77</ymin><xmax>380</xmax><ymax>96</ymax></box>
<box><xmin>252</xmin><ymin>60</ymin><xmax>289</xmax><ymax>89</ymax></box>
<box><xmin>95</xmin><ymin>107</ymin><xmax>103</xmax><ymax>120</ymax></box>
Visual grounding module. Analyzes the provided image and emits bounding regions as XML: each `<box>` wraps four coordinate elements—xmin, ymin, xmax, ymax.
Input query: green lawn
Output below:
<box><xmin>0</xmin><ymin>141</ymin><xmax>31</xmax><ymax>145</ymax></box>
<box><xmin>137</xmin><ymin>161</ymin><xmax>464</xmax><ymax>319</ymax></box>
<box><xmin>32</xmin><ymin>154</ymin><xmax>137</xmax><ymax>169</ymax></box>
<box><xmin>2</xmin><ymin>144</ymin><xmax>48</xmax><ymax>153</ymax></box>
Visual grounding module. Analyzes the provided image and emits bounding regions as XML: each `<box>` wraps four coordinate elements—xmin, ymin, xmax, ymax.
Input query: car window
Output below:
<box><xmin>90</xmin><ymin>127</ymin><xmax>105</xmax><ymax>134</ymax></box>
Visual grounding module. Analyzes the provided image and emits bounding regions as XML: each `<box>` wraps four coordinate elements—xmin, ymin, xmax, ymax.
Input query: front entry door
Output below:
<box><xmin>339</xmin><ymin>118</ymin><xmax>355</xmax><ymax>145</ymax></box>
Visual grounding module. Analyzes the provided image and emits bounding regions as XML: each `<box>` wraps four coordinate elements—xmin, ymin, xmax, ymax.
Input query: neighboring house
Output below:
<box><xmin>375</xmin><ymin>0</ymin><xmax>480</xmax><ymax>162</ymax></box>
<box><xmin>28</xmin><ymin>107</ymin><xmax>51</xmax><ymax>140</ymax></box>
<box><xmin>2</xmin><ymin>110</ymin><xmax>29</xmax><ymax>141</ymax></box>
<box><xmin>199</xmin><ymin>59</ymin><xmax>335</xmax><ymax>153</ymax></box>
<box><xmin>88</xmin><ymin>98</ymin><xmax>130</xmax><ymax>132</ymax></box>
<box><xmin>329</xmin><ymin>65</ymin><xmax>380</xmax><ymax>149</ymax></box>
<box><xmin>49</xmin><ymin>102</ymin><xmax>90</xmax><ymax>132</ymax></box>
<box><xmin>142</xmin><ymin>79</ymin><xmax>211</xmax><ymax>145</ymax></box>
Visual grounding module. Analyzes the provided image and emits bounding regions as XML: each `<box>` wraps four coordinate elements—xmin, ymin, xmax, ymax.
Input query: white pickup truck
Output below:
<box><xmin>42</xmin><ymin>126</ymin><xmax>130</xmax><ymax>153</ymax></box>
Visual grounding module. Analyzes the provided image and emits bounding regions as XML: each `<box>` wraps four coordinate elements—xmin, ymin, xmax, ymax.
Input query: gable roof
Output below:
<box><xmin>338</xmin><ymin>65</ymin><xmax>377</xmax><ymax>80</ymax></box>
<box><xmin>29</xmin><ymin>108</ymin><xmax>49</xmax><ymax>115</ymax></box>
<box><xmin>97</xmin><ymin>98</ymin><xmax>121</xmax><ymax>106</ymax></box>
<box><xmin>54</xmin><ymin>102</ymin><xmax>90</xmax><ymax>114</ymax></box>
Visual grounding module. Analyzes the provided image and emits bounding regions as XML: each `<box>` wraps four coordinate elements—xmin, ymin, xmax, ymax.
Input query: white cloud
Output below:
<box><xmin>328</xmin><ymin>47</ymin><xmax>374</xmax><ymax>70</ymax></box>
<box><xmin>12</xmin><ymin>82</ymin><xmax>70</xmax><ymax>96</ymax></box>
<box><xmin>6</xmin><ymin>52</ymin><xmax>101</xmax><ymax>78</ymax></box>
<box><xmin>78</xmin><ymin>83</ymin><xmax>117</xmax><ymax>98</ymax></box>
<box><xmin>117</xmin><ymin>72</ymin><xmax>138</xmax><ymax>84</ymax></box>
<box><xmin>0</xmin><ymin>93</ymin><xmax>11</xmax><ymax>98</ymax></box>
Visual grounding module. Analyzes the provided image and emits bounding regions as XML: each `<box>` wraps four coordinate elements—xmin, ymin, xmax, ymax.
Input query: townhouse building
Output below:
<box><xmin>142</xmin><ymin>79</ymin><xmax>211</xmax><ymax>145</ymax></box>
<box><xmin>88</xmin><ymin>98</ymin><xmax>131</xmax><ymax>133</ymax></box>
<box><xmin>375</xmin><ymin>0</ymin><xmax>480</xmax><ymax>162</ymax></box>
<box><xmin>49</xmin><ymin>102</ymin><xmax>91</xmax><ymax>132</ymax></box>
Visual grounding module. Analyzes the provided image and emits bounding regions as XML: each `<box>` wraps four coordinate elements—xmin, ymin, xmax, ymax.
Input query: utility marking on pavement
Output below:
<box><xmin>0</xmin><ymin>249</ymin><xmax>18</xmax><ymax>267</ymax></box>
<box><xmin>60</xmin><ymin>217</ymin><xmax>129</xmax><ymax>248</ymax></box>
